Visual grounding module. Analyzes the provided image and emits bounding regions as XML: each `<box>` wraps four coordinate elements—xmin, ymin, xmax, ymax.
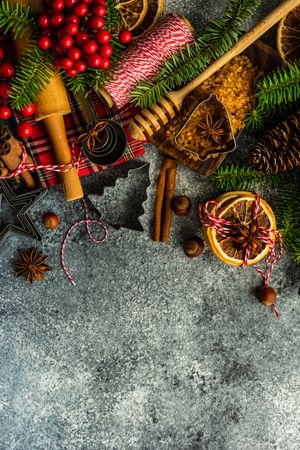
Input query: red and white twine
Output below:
<box><xmin>61</xmin><ymin>197</ymin><xmax>108</xmax><ymax>287</ymax></box>
<box><xmin>199</xmin><ymin>195</ymin><xmax>283</xmax><ymax>318</ymax></box>
<box><xmin>104</xmin><ymin>13</ymin><xmax>195</xmax><ymax>110</ymax></box>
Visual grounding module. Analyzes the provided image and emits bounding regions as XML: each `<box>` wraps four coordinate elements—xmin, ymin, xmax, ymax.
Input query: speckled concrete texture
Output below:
<box><xmin>1</xmin><ymin>1</ymin><xmax>300</xmax><ymax>449</ymax></box>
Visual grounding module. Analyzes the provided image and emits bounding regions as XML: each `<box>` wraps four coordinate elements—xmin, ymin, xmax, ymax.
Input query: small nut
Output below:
<box><xmin>42</xmin><ymin>212</ymin><xmax>60</xmax><ymax>230</ymax></box>
<box><xmin>255</xmin><ymin>286</ymin><xmax>277</xmax><ymax>307</ymax></box>
<box><xmin>172</xmin><ymin>196</ymin><xmax>192</xmax><ymax>216</ymax></box>
<box><xmin>184</xmin><ymin>237</ymin><xmax>204</xmax><ymax>258</ymax></box>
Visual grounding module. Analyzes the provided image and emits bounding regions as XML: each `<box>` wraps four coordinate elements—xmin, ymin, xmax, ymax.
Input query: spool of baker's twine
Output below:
<box><xmin>100</xmin><ymin>13</ymin><xmax>195</xmax><ymax>110</ymax></box>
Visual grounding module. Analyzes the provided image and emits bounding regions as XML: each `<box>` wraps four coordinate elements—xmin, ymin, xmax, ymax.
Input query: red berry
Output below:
<box><xmin>82</xmin><ymin>0</ymin><xmax>93</xmax><ymax>4</ymax></box>
<box><xmin>37</xmin><ymin>35</ymin><xmax>52</xmax><ymax>50</ymax></box>
<box><xmin>66</xmin><ymin>68</ymin><xmax>77</xmax><ymax>77</ymax></box>
<box><xmin>65</xmin><ymin>22</ymin><xmax>79</xmax><ymax>35</ymax></box>
<box><xmin>52</xmin><ymin>0</ymin><xmax>64</xmax><ymax>11</ymax></box>
<box><xmin>93</xmin><ymin>4</ymin><xmax>106</xmax><ymax>16</ymax></box>
<box><xmin>55</xmin><ymin>44</ymin><xmax>65</xmax><ymax>55</ymax></box>
<box><xmin>16</xmin><ymin>122</ymin><xmax>33</xmax><ymax>139</ymax></box>
<box><xmin>60</xmin><ymin>35</ymin><xmax>74</xmax><ymax>49</ymax></box>
<box><xmin>50</xmin><ymin>13</ymin><xmax>64</xmax><ymax>27</ymax></box>
<box><xmin>68</xmin><ymin>47</ymin><xmax>81</xmax><ymax>61</ymax></box>
<box><xmin>75</xmin><ymin>31</ymin><xmax>89</xmax><ymax>46</ymax></box>
<box><xmin>59</xmin><ymin>57</ymin><xmax>74</xmax><ymax>69</ymax></box>
<box><xmin>65</xmin><ymin>0</ymin><xmax>77</xmax><ymax>7</ymax></box>
<box><xmin>87</xmin><ymin>53</ymin><xmax>102</xmax><ymax>68</ymax></box>
<box><xmin>74</xmin><ymin>60</ymin><xmax>87</xmax><ymax>73</ymax></box>
<box><xmin>94</xmin><ymin>0</ymin><xmax>106</xmax><ymax>4</ymax></box>
<box><xmin>65</xmin><ymin>13</ymin><xmax>79</xmax><ymax>24</ymax></box>
<box><xmin>95</xmin><ymin>29</ymin><xmax>111</xmax><ymax>44</ymax></box>
<box><xmin>99</xmin><ymin>57</ymin><xmax>110</xmax><ymax>70</ymax></box>
<box><xmin>0</xmin><ymin>48</ymin><xmax>4</xmax><ymax>60</ymax></box>
<box><xmin>1</xmin><ymin>62</ymin><xmax>15</xmax><ymax>78</ymax></box>
<box><xmin>37</xmin><ymin>14</ymin><xmax>50</xmax><ymax>28</ymax></box>
<box><xmin>0</xmin><ymin>82</ymin><xmax>10</xmax><ymax>99</ymax></box>
<box><xmin>57</xmin><ymin>28</ymin><xmax>66</xmax><ymax>39</ymax></box>
<box><xmin>73</xmin><ymin>3</ymin><xmax>88</xmax><ymax>17</ymax></box>
<box><xmin>54</xmin><ymin>57</ymin><xmax>62</xmax><ymax>69</ymax></box>
<box><xmin>20</xmin><ymin>103</ymin><xmax>35</xmax><ymax>117</ymax></box>
<box><xmin>87</xmin><ymin>16</ymin><xmax>104</xmax><ymax>30</ymax></box>
<box><xmin>83</xmin><ymin>39</ymin><xmax>98</xmax><ymax>54</ymax></box>
<box><xmin>99</xmin><ymin>43</ymin><xmax>112</xmax><ymax>58</ymax></box>
<box><xmin>119</xmin><ymin>30</ymin><xmax>132</xmax><ymax>44</ymax></box>
<box><xmin>0</xmin><ymin>105</ymin><xmax>11</xmax><ymax>120</ymax></box>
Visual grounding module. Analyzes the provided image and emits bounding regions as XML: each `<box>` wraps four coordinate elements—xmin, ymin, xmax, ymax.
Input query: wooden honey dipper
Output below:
<box><xmin>129</xmin><ymin>0</ymin><xmax>300</xmax><ymax>141</ymax></box>
<box><xmin>8</xmin><ymin>0</ymin><xmax>84</xmax><ymax>202</ymax></box>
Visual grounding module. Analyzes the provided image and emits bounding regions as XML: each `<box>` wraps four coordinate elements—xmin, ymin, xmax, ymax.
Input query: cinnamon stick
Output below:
<box><xmin>153</xmin><ymin>156</ymin><xmax>177</xmax><ymax>241</ymax></box>
<box><xmin>160</xmin><ymin>165</ymin><xmax>177</xmax><ymax>243</ymax></box>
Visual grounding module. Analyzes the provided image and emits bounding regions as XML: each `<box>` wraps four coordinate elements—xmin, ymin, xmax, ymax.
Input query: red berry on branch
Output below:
<box><xmin>95</xmin><ymin>29</ymin><xmax>111</xmax><ymax>44</ymax></box>
<box><xmin>119</xmin><ymin>30</ymin><xmax>132</xmax><ymax>44</ymax></box>
<box><xmin>83</xmin><ymin>39</ymin><xmax>98</xmax><ymax>54</ymax></box>
<box><xmin>65</xmin><ymin>22</ymin><xmax>79</xmax><ymax>36</ymax></box>
<box><xmin>60</xmin><ymin>34</ymin><xmax>74</xmax><ymax>49</ymax></box>
<box><xmin>1</xmin><ymin>62</ymin><xmax>15</xmax><ymax>78</ymax></box>
<box><xmin>65</xmin><ymin>13</ymin><xmax>79</xmax><ymax>24</ymax></box>
<box><xmin>37</xmin><ymin>14</ymin><xmax>50</xmax><ymax>28</ymax></box>
<box><xmin>0</xmin><ymin>82</ymin><xmax>10</xmax><ymax>99</ymax></box>
<box><xmin>99</xmin><ymin>43</ymin><xmax>113</xmax><ymax>58</ymax></box>
<box><xmin>93</xmin><ymin>4</ymin><xmax>106</xmax><ymax>16</ymax></box>
<box><xmin>99</xmin><ymin>57</ymin><xmax>110</xmax><ymax>70</ymax></box>
<box><xmin>66</xmin><ymin>68</ymin><xmax>77</xmax><ymax>77</ymax></box>
<box><xmin>65</xmin><ymin>0</ymin><xmax>77</xmax><ymax>7</ymax></box>
<box><xmin>0</xmin><ymin>105</ymin><xmax>11</xmax><ymax>120</ymax></box>
<box><xmin>0</xmin><ymin>48</ymin><xmax>4</xmax><ymax>60</ymax></box>
<box><xmin>55</xmin><ymin>44</ymin><xmax>65</xmax><ymax>55</ymax></box>
<box><xmin>60</xmin><ymin>57</ymin><xmax>74</xmax><ymax>69</ymax></box>
<box><xmin>87</xmin><ymin>53</ymin><xmax>102</xmax><ymax>68</ymax></box>
<box><xmin>75</xmin><ymin>31</ymin><xmax>89</xmax><ymax>46</ymax></box>
<box><xmin>74</xmin><ymin>60</ymin><xmax>87</xmax><ymax>73</ymax></box>
<box><xmin>50</xmin><ymin>12</ymin><xmax>64</xmax><ymax>27</ymax></box>
<box><xmin>82</xmin><ymin>0</ymin><xmax>93</xmax><ymax>4</ymax></box>
<box><xmin>54</xmin><ymin>57</ymin><xmax>62</xmax><ymax>69</ymax></box>
<box><xmin>52</xmin><ymin>0</ymin><xmax>64</xmax><ymax>11</ymax></box>
<box><xmin>37</xmin><ymin>35</ymin><xmax>52</xmax><ymax>50</ymax></box>
<box><xmin>94</xmin><ymin>0</ymin><xmax>106</xmax><ymax>4</ymax></box>
<box><xmin>73</xmin><ymin>3</ymin><xmax>88</xmax><ymax>17</ymax></box>
<box><xmin>68</xmin><ymin>47</ymin><xmax>81</xmax><ymax>61</ymax></box>
<box><xmin>16</xmin><ymin>122</ymin><xmax>33</xmax><ymax>139</ymax></box>
<box><xmin>20</xmin><ymin>103</ymin><xmax>35</xmax><ymax>117</ymax></box>
<box><xmin>87</xmin><ymin>16</ymin><xmax>104</xmax><ymax>30</ymax></box>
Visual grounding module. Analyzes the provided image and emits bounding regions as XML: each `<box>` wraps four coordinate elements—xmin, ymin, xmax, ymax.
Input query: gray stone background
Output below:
<box><xmin>0</xmin><ymin>1</ymin><xmax>300</xmax><ymax>449</ymax></box>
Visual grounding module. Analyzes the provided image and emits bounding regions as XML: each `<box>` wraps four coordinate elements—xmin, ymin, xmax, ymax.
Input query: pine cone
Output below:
<box><xmin>248</xmin><ymin>111</ymin><xmax>300</xmax><ymax>174</ymax></box>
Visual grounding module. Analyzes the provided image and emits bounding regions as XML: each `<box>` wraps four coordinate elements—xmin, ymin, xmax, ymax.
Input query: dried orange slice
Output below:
<box><xmin>203</xmin><ymin>192</ymin><xmax>276</xmax><ymax>266</ymax></box>
<box><xmin>116</xmin><ymin>0</ymin><xmax>148</xmax><ymax>32</ymax></box>
<box><xmin>132</xmin><ymin>0</ymin><xmax>164</xmax><ymax>40</ymax></box>
<box><xmin>277</xmin><ymin>6</ymin><xmax>300</xmax><ymax>62</ymax></box>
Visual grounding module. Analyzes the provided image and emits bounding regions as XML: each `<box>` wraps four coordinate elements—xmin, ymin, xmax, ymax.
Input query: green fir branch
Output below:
<box><xmin>105</xmin><ymin>0</ymin><xmax>121</xmax><ymax>32</ymax></box>
<box><xmin>62</xmin><ymin>72</ymin><xmax>88</xmax><ymax>94</ymax></box>
<box><xmin>9</xmin><ymin>43</ymin><xmax>54</xmax><ymax>110</ymax></box>
<box><xmin>130</xmin><ymin>0</ymin><xmax>261</xmax><ymax>108</ymax></box>
<box><xmin>0</xmin><ymin>0</ymin><xmax>34</xmax><ymax>38</ymax></box>
<box><xmin>246</xmin><ymin>61</ymin><xmax>300</xmax><ymax>131</ymax></box>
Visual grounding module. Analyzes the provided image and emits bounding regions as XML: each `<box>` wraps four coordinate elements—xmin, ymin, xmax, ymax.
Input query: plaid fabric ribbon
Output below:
<box><xmin>16</xmin><ymin>93</ymin><xmax>145</xmax><ymax>188</ymax></box>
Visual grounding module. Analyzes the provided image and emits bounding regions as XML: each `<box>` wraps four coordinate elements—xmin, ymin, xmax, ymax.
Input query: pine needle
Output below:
<box><xmin>0</xmin><ymin>0</ymin><xmax>34</xmax><ymax>38</ymax></box>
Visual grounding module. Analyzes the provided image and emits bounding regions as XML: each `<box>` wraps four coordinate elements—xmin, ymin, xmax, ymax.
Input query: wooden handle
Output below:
<box><xmin>160</xmin><ymin>166</ymin><xmax>177</xmax><ymax>243</ymax></box>
<box><xmin>177</xmin><ymin>0</ymin><xmax>300</xmax><ymax>99</ymax></box>
<box><xmin>43</xmin><ymin>115</ymin><xmax>84</xmax><ymax>201</ymax></box>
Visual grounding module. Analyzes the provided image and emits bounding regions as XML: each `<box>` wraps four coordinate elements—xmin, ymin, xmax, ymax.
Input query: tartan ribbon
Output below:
<box><xmin>199</xmin><ymin>195</ymin><xmax>283</xmax><ymax>317</ymax></box>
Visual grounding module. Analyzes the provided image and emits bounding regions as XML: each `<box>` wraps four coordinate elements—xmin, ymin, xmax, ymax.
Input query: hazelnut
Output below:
<box><xmin>255</xmin><ymin>286</ymin><xmax>277</xmax><ymax>307</ymax></box>
<box><xmin>172</xmin><ymin>196</ymin><xmax>192</xmax><ymax>216</ymax></box>
<box><xmin>184</xmin><ymin>237</ymin><xmax>204</xmax><ymax>258</ymax></box>
<box><xmin>42</xmin><ymin>212</ymin><xmax>60</xmax><ymax>230</ymax></box>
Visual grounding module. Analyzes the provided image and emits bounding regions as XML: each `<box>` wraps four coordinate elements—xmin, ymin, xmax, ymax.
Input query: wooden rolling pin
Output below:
<box><xmin>8</xmin><ymin>0</ymin><xmax>84</xmax><ymax>201</ymax></box>
<box><xmin>129</xmin><ymin>0</ymin><xmax>300</xmax><ymax>141</ymax></box>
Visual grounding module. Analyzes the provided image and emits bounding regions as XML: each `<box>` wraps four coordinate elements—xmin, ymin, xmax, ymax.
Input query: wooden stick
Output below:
<box><xmin>153</xmin><ymin>156</ymin><xmax>177</xmax><ymax>241</ymax></box>
<box><xmin>160</xmin><ymin>165</ymin><xmax>177</xmax><ymax>243</ymax></box>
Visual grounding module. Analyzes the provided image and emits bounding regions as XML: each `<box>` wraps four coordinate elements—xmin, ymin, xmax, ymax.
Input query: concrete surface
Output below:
<box><xmin>0</xmin><ymin>1</ymin><xmax>300</xmax><ymax>449</ymax></box>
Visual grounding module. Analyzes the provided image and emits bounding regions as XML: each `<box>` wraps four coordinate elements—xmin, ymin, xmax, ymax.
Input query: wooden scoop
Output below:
<box><xmin>8</xmin><ymin>0</ymin><xmax>84</xmax><ymax>202</ymax></box>
<box><xmin>129</xmin><ymin>0</ymin><xmax>300</xmax><ymax>141</ymax></box>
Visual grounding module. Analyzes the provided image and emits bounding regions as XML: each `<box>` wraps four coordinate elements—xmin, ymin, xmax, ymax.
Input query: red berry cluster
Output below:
<box><xmin>36</xmin><ymin>0</ymin><xmax>132</xmax><ymax>77</ymax></box>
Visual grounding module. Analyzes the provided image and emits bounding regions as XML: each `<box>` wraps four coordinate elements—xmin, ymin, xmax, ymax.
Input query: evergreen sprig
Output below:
<box><xmin>9</xmin><ymin>43</ymin><xmax>54</xmax><ymax>110</ymax></box>
<box><xmin>130</xmin><ymin>0</ymin><xmax>261</xmax><ymax>108</ymax></box>
<box><xmin>0</xmin><ymin>0</ymin><xmax>34</xmax><ymax>38</ymax></box>
<box><xmin>105</xmin><ymin>0</ymin><xmax>121</xmax><ymax>32</ymax></box>
<box><xmin>246</xmin><ymin>61</ymin><xmax>300</xmax><ymax>132</ymax></box>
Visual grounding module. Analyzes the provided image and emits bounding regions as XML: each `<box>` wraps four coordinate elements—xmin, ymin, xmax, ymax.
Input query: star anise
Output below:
<box><xmin>232</xmin><ymin>221</ymin><xmax>260</xmax><ymax>252</ymax></box>
<box><xmin>12</xmin><ymin>248</ymin><xmax>51</xmax><ymax>284</ymax></box>
<box><xmin>196</xmin><ymin>112</ymin><xmax>226</xmax><ymax>145</ymax></box>
<box><xmin>77</xmin><ymin>120</ymin><xmax>108</xmax><ymax>153</ymax></box>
